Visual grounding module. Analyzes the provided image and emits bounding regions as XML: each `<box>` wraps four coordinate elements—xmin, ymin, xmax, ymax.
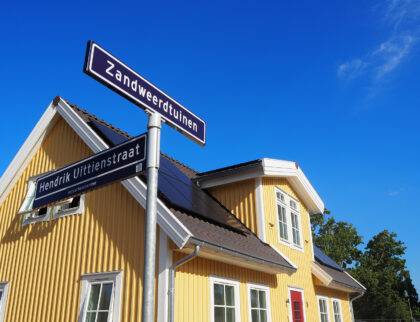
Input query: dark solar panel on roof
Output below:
<box><xmin>89</xmin><ymin>117</ymin><xmax>246</xmax><ymax>234</ymax></box>
<box><xmin>90</xmin><ymin>119</ymin><xmax>127</xmax><ymax>146</ymax></box>
<box><xmin>313</xmin><ymin>245</ymin><xmax>344</xmax><ymax>271</ymax></box>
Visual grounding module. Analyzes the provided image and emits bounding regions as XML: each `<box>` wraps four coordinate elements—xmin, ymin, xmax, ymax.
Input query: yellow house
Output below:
<box><xmin>0</xmin><ymin>97</ymin><xmax>365</xmax><ymax>322</ymax></box>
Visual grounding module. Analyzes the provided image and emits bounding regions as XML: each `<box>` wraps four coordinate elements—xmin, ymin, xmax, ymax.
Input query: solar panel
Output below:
<box><xmin>313</xmin><ymin>245</ymin><xmax>344</xmax><ymax>271</ymax></box>
<box><xmin>90</xmin><ymin>119</ymin><xmax>128</xmax><ymax>146</ymax></box>
<box><xmin>89</xmin><ymin>118</ymin><xmax>245</xmax><ymax>233</ymax></box>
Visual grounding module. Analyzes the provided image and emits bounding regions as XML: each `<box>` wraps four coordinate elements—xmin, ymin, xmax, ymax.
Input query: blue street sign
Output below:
<box><xmin>83</xmin><ymin>41</ymin><xmax>206</xmax><ymax>146</ymax></box>
<box><xmin>32</xmin><ymin>133</ymin><xmax>147</xmax><ymax>210</ymax></box>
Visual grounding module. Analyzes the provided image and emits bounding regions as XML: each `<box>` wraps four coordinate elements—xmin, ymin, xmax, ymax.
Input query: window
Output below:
<box><xmin>79</xmin><ymin>271</ymin><xmax>122</xmax><ymax>322</ymax></box>
<box><xmin>317</xmin><ymin>296</ymin><xmax>330</xmax><ymax>322</ymax></box>
<box><xmin>0</xmin><ymin>282</ymin><xmax>9</xmax><ymax>322</ymax></box>
<box><xmin>19</xmin><ymin>176</ymin><xmax>85</xmax><ymax>225</ymax></box>
<box><xmin>275</xmin><ymin>188</ymin><xmax>303</xmax><ymax>249</ymax></box>
<box><xmin>248</xmin><ymin>283</ymin><xmax>271</xmax><ymax>322</ymax></box>
<box><xmin>19</xmin><ymin>177</ymin><xmax>51</xmax><ymax>225</ymax></box>
<box><xmin>210</xmin><ymin>276</ymin><xmax>240</xmax><ymax>322</ymax></box>
<box><xmin>52</xmin><ymin>195</ymin><xmax>85</xmax><ymax>219</ymax></box>
<box><xmin>332</xmin><ymin>299</ymin><xmax>343</xmax><ymax>322</ymax></box>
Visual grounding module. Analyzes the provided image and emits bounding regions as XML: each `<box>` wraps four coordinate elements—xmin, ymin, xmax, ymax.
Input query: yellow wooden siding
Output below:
<box><xmin>209</xmin><ymin>179</ymin><xmax>258</xmax><ymax>235</ymax></box>
<box><xmin>0</xmin><ymin>118</ymin><xmax>154</xmax><ymax>321</ymax></box>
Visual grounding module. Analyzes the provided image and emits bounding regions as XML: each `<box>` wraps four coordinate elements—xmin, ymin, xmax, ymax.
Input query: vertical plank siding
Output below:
<box><xmin>209</xmin><ymin>179</ymin><xmax>258</xmax><ymax>234</ymax></box>
<box><xmin>0</xmin><ymin>118</ymin><xmax>147</xmax><ymax>321</ymax></box>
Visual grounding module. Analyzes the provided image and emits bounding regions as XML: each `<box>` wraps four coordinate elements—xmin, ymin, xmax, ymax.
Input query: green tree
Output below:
<box><xmin>310</xmin><ymin>210</ymin><xmax>363</xmax><ymax>268</ymax></box>
<box><xmin>351</xmin><ymin>230</ymin><xmax>413</xmax><ymax>320</ymax></box>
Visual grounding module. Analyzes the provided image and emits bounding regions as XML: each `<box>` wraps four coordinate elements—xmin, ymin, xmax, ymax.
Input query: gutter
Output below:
<box><xmin>168</xmin><ymin>245</ymin><xmax>200</xmax><ymax>322</ymax></box>
<box><xmin>189</xmin><ymin>237</ymin><xmax>296</xmax><ymax>272</ymax></box>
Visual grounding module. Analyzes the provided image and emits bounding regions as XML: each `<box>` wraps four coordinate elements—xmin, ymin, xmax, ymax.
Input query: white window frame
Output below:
<box><xmin>275</xmin><ymin>188</ymin><xmax>304</xmax><ymax>251</ymax></box>
<box><xmin>247</xmin><ymin>282</ymin><xmax>272</xmax><ymax>322</ymax></box>
<box><xmin>210</xmin><ymin>275</ymin><xmax>241</xmax><ymax>322</ymax></box>
<box><xmin>287</xmin><ymin>287</ymin><xmax>306</xmax><ymax>322</ymax></box>
<box><xmin>0</xmin><ymin>282</ymin><xmax>10</xmax><ymax>322</ymax></box>
<box><xmin>52</xmin><ymin>194</ymin><xmax>85</xmax><ymax>220</ymax></box>
<box><xmin>331</xmin><ymin>298</ymin><xmax>343</xmax><ymax>322</ymax></box>
<box><xmin>19</xmin><ymin>176</ymin><xmax>51</xmax><ymax>226</ymax></box>
<box><xmin>78</xmin><ymin>271</ymin><xmax>123</xmax><ymax>322</ymax></box>
<box><xmin>317</xmin><ymin>295</ymin><xmax>331</xmax><ymax>322</ymax></box>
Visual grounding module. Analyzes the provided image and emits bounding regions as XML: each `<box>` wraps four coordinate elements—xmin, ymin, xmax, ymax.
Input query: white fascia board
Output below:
<box><xmin>254</xmin><ymin>177</ymin><xmax>267</xmax><ymax>242</ymax></box>
<box><xmin>270</xmin><ymin>244</ymin><xmax>298</xmax><ymax>269</ymax></box>
<box><xmin>0</xmin><ymin>101</ymin><xmax>59</xmax><ymax>206</ymax></box>
<box><xmin>344</xmin><ymin>271</ymin><xmax>366</xmax><ymax>291</ymax></box>
<box><xmin>56</xmin><ymin>98</ymin><xmax>192</xmax><ymax>248</ymax></box>
<box><xmin>198</xmin><ymin>167</ymin><xmax>264</xmax><ymax>189</ymax></box>
<box><xmin>310</xmin><ymin>261</ymin><xmax>333</xmax><ymax>285</ymax></box>
<box><xmin>262</xmin><ymin>158</ymin><xmax>324</xmax><ymax>214</ymax></box>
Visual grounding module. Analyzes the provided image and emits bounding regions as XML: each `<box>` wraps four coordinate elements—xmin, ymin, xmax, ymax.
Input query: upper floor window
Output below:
<box><xmin>18</xmin><ymin>176</ymin><xmax>84</xmax><ymax>226</ymax></box>
<box><xmin>19</xmin><ymin>177</ymin><xmax>51</xmax><ymax>225</ymax></box>
<box><xmin>210</xmin><ymin>276</ymin><xmax>240</xmax><ymax>322</ymax></box>
<box><xmin>332</xmin><ymin>299</ymin><xmax>343</xmax><ymax>322</ymax></box>
<box><xmin>275</xmin><ymin>188</ymin><xmax>303</xmax><ymax>249</ymax></box>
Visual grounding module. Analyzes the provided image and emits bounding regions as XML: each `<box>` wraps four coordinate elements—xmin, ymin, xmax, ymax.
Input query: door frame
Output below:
<box><xmin>288</xmin><ymin>286</ymin><xmax>307</xmax><ymax>322</ymax></box>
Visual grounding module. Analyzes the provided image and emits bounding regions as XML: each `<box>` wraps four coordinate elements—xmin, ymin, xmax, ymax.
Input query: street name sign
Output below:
<box><xmin>32</xmin><ymin>133</ymin><xmax>147</xmax><ymax>210</ymax></box>
<box><xmin>83</xmin><ymin>41</ymin><xmax>206</xmax><ymax>146</ymax></box>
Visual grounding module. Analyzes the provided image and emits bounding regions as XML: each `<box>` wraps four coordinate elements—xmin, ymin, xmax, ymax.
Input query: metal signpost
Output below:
<box><xmin>83</xmin><ymin>41</ymin><xmax>206</xmax><ymax>322</ymax></box>
<box><xmin>32</xmin><ymin>134</ymin><xmax>147</xmax><ymax>210</ymax></box>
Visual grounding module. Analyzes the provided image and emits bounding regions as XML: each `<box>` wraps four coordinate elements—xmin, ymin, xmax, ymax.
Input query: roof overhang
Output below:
<box><xmin>180</xmin><ymin>238</ymin><xmax>296</xmax><ymax>274</ymax></box>
<box><xmin>196</xmin><ymin>158</ymin><xmax>324</xmax><ymax>214</ymax></box>
<box><xmin>311</xmin><ymin>261</ymin><xmax>365</xmax><ymax>294</ymax></box>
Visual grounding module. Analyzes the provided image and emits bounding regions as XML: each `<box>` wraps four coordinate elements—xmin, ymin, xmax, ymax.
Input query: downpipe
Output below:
<box><xmin>168</xmin><ymin>245</ymin><xmax>200</xmax><ymax>322</ymax></box>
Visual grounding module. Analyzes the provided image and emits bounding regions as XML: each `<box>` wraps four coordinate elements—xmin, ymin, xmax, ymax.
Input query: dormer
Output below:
<box><xmin>195</xmin><ymin>158</ymin><xmax>324</xmax><ymax>256</ymax></box>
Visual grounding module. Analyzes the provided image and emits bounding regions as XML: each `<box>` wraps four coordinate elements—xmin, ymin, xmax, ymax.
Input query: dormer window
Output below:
<box><xmin>275</xmin><ymin>188</ymin><xmax>303</xmax><ymax>250</ymax></box>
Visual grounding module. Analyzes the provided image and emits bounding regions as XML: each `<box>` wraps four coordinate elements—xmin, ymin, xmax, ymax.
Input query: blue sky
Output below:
<box><xmin>1</xmin><ymin>1</ymin><xmax>419</xmax><ymax>290</ymax></box>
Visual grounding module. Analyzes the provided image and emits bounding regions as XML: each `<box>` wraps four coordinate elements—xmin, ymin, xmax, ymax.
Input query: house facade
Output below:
<box><xmin>0</xmin><ymin>97</ymin><xmax>364</xmax><ymax>321</ymax></box>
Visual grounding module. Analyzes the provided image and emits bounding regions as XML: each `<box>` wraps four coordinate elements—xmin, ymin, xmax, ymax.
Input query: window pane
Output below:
<box><xmin>214</xmin><ymin>284</ymin><xmax>224</xmax><ymax>305</ymax></box>
<box><xmin>258</xmin><ymin>290</ymin><xmax>266</xmax><ymax>309</ymax></box>
<box><xmin>98</xmin><ymin>283</ymin><xmax>113</xmax><ymax>310</ymax></box>
<box><xmin>251</xmin><ymin>309</ymin><xmax>259</xmax><ymax>322</ymax></box>
<box><xmin>333</xmin><ymin>301</ymin><xmax>339</xmax><ymax>313</ymax></box>
<box><xmin>88</xmin><ymin>284</ymin><xmax>101</xmax><ymax>310</ymax></box>
<box><xmin>214</xmin><ymin>307</ymin><xmax>225</xmax><ymax>322</ymax></box>
<box><xmin>226</xmin><ymin>307</ymin><xmax>235</xmax><ymax>322</ymax></box>
<box><xmin>0</xmin><ymin>291</ymin><xmax>2</xmax><ymax>299</ymax></box>
<box><xmin>260</xmin><ymin>309</ymin><xmax>267</xmax><ymax>322</ymax></box>
<box><xmin>97</xmin><ymin>312</ymin><xmax>109</xmax><ymax>322</ymax></box>
<box><xmin>225</xmin><ymin>285</ymin><xmax>234</xmax><ymax>306</ymax></box>
<box><xmin>85</xmin><ymin>312</ymin><xmax>96</xmax><ymax>322</ymax></box>
<box><xmin>250</xmin><ymin>289</ymin><xmax>258</xmax><ymax>308</ymax></box>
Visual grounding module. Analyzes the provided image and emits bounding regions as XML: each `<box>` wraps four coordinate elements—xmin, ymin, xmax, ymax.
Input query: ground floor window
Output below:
<box><xmin>79</xmin><ymin>271</ymin><xmax>122</xmax><ymax>322</ymax></box>
<box><xmin>0</xmin><ymin>282</ymin><xmax>9</xmax><ymax>322</ymax></box>
<box><xmin>247</xmin><ymin>283</ymin><xmax>271</xmax><ymax>322</ymax></box>
<box><xmin>332</xmin><ymin>298</ymin><xmax>343</xmax><ymax>322</ymax></box>
<box><xmin>318</xmin><ymin>296</ymin><xmax>330</xmax><ymax>322</ymax></box>
<box><xmin>210</xmin><ymin>276</ymin><xmax>240</xmax><ymax>322</ymax></box>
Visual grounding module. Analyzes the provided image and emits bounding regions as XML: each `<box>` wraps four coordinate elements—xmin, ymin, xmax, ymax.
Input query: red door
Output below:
<box><xmin>290</xmin><ymin>290</ymin><xmax>304</xmax><ymax>322</ymax></box>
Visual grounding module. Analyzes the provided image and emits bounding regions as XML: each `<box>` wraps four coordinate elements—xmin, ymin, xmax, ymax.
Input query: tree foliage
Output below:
<box><xmin>311</xmin><ymin>210</ymin><xmax>420</xmax><ymax>319</ymax></box>
<box><xmin>350</xmin><ymin>230</ymin><xmax>417</xmax><ymax>319</ymax></box>
<box><xmin>310</xmin><ymin>210</ymin><xmax>363</xmax><ymax>268</ymax></box>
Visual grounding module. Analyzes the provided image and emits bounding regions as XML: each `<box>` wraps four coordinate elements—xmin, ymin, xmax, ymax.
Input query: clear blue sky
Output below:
<box><xmin>1</xmin><ymin>1</ymin><xmax>419</xmax><ymax>290</ymax></box>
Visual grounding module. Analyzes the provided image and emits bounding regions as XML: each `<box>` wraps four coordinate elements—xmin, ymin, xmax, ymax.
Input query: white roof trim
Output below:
<box><xmin>197</xmin><ymin>158</ymin><xmax>324</xmax><ymax>213</ymax></box>
<box><xmin>0</xmin><ymin>97</ymin><xmax>192</xmax><ymax>248</ymax></box>
<box><xmin>311</xmin><ymin>261</ymin><xmax>333</xmax><ymax>285</ymax></box>
<box><xmin>270</xmin><ymin>244</ymin><xmax>298</xmax><ymax>269</ymax></box>
<box><xmin>0</xmin><ymin>101</ymin><xmax>59</xmax><ymax>206</ymax></box>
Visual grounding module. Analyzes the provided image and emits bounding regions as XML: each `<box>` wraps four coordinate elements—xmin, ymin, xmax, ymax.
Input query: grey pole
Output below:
<box><xmin>142</xmin><ymin>112</ymin><xmax>161</xmax><ymax>322</ymax></box>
